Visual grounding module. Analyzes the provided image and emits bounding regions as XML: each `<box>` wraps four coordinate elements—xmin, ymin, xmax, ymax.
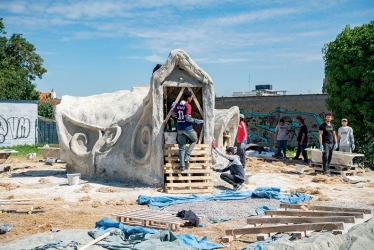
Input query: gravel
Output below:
<box><xmin>162</xmin><ymin>198</ymin><xmax>281</xmax><ymax>219</ymax></box>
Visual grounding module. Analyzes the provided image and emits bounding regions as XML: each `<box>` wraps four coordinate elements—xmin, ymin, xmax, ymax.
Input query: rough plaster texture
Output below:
<box><xmin>0</xmin><ymin>100</ymin><xmax>37</xmax><ymax>147</ymax></box>
<box><xmin>55</xmin><ymin>49</ymin><xmax>239</xmax><ymax>186</ymax></box>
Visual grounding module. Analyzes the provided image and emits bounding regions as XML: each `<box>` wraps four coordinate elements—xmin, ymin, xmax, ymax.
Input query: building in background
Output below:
<box><xmin>233</xmin><ymin>85</ymin><xmax>288</xmax><ymax>97</ymax></box>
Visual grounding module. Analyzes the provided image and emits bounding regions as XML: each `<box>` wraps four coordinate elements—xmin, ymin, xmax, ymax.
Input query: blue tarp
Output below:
<box><xmin>94</xmin><ymin>217</ymin><xmax>157</xmax><ymax>237</ymax></box>
<box><xmin>137</xmin><ymin>187</ymin><xmax>312</xmax><ymax>209</ymax></box>
<box><xmin>177</xmin><ymin>234</ymin><xmax>225</xmax><ymax>249</ymax></box>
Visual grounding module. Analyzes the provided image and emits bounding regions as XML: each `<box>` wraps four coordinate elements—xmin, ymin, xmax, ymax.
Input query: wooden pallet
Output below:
<box><xmin>223</xmin><ymin>204</ymin><xmax>373</xmax><ymax>242</ymax></box>
<box><xmin>164</xmin><ymin>144</ymin><xmax>213</xmax><ymax>194</ymax></box>
<box><xmin>309</xmin><ymin>162</ymin><xmax>364</xmax><ymax>175</ymax></box>
<box><xmin>113</xmin><ymin>209</ymin><xmax>190</xmax><ymax>230</ymax></box>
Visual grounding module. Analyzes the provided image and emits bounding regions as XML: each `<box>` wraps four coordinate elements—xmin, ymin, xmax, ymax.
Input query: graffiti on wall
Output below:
<box><xmin>0</xmin><ymin>116</ymin><xmax>31</xmax><ymax>143</ymax></box>
<box><xmin>241</xmin><ymin>107</ymin><xmax>325</xmax><ymax>147</ymax></box>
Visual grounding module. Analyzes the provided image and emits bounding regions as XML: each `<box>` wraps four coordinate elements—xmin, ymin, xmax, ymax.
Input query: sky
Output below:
<box><xmin>0</xmin><ymin>0</ymin><xmax>373</xmax><ymax>98</ymax></box>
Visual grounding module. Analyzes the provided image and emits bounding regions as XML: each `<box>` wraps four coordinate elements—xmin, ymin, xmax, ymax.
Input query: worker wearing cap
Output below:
<box><xmin>211</xmin><ymin>140</ymin><xmax>245</xmax><ymax>191</ymax></box>
<box><xmin>338</xmin><ymin>118</ymin><xmax>355</xmax><ymax>153</ymax></box>
<box><xmin>236</xmin><ymin>114</ymin><xmax>248</xmax><ymax>168</ymax></box>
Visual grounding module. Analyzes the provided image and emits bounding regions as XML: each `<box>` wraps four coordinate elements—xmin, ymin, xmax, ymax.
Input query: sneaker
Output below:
<box><xmin>324</xmin><ymin>172</ymin><xmax>331</xmax><ymax>177</ymax></box>
<box><xmin>185</xmin><ymin>155</ymin><xmax>193</xmax><ymax>162</ymax></box>
<box><xmin>303</xmin><ymin>159</ymin><xmax>309</xmax><ymax>163</ymax></box>
<box><xmin>233</xmin><ymin>184</ymin><xmax>242</xmax><ymax>191</ymax></box>
<box><xmin>180</xmin><ymin>166</ymin><xmax>185</xmax><ymax>171</ymax></box>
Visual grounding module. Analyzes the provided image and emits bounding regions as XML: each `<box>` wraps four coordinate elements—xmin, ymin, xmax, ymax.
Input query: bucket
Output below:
<box><xmin>296</xmin><ymin>164</ymin><xmax>305</xmax><ymax>173</ymax></box>
<box><xmin>164</xmin><ymin>132</ymin><xmax>177</xmax><ymax>144</ymax></box>
<box><xmin>67</xmin><ymin>173</ymin><xmax>81</xmax><ymax>185</ymax></box>
<box><xmin>245</xmin><ymin>173</ymin><xmax>252</xmax><ymax>184</ymax></box>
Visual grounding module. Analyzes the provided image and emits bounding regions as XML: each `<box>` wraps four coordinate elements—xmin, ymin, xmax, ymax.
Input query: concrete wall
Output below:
<box><xmin>215</xmin><ymin>94</ymin><xmax>329</xmax><ymax>147</ymax></box>
<box><xmin>0</xmin><ymin>100</ymin><xmax>38</xmax><ymax>147</ymax></box>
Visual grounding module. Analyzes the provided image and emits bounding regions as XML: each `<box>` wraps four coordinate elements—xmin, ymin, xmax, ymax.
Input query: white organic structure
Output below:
<box><xmin>55</xmin><ymin>49</ymin><xmax>239</xmax><ymax>186</ymax></box>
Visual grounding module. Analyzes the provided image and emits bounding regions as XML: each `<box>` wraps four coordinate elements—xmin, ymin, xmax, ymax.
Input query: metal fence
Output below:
<box><xmin>37</xmin><ymin>117</ymin><xmax>59</xmax><ymax>145</ymax></box>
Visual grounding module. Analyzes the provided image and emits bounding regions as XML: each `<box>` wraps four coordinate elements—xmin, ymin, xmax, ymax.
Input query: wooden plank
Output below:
<box><xmin>280</xmin><ymin>204</ymin><xmax>372</xmax><ymax>214</ymax></box>
<box><xmin>164</xmin><ymin>149</ymin><xmax>209</xmax><ymax>155</ymax></box>
<box><xmin>164</xmin><ymin>144</ymin><xmax>209</xmax><ymax>149</ymax></box>
<box><xmin>165</xmin><ymin>156</ymin><xmax>211</xmax><ymax>161</ymax></box>
<box><xmin>164</xmin><ymin>169</ymin><xmax>210</xmax><ymax>174</ymax></box>
<box><xmin>164</xmin><ymin>162</ymin><xmax>210</xmax><ymax>167</ymax></box>
<box><xmin>225</xmin><ymin>222</ymin><xmax>344</xmax><ymax>235</ymax></box>
<box><xmin>165</xmin><ymin>188</ymin><xmax>213</xmax><ymax>194</ymax></box>
<box><xmin>163</xmin><ymin>87</ymin><xmax>185</xmax><ymax>127</ymax></box>
<box><xmin>187</xmin><ymin>87</ymin><xmax>204</xmax><ymax>117</ymax></box>
<box><xmin>165</xmin><ymin>182</ymin><xmax>214</xmax><ymax>187</ymax></box>
<box><xmin>247</xmin><ymin>216</ymin><xmax>355</xmax><ymax>224</ymax></box>
<box><xmin>166</xmin><ymin>176</ymin><xmax>212</xmax><ymax>181</ymax></box>
<box><xmin>264</xmin><ymin>210</ymin><xmax>364</xmax><ymax>218</ymax></box>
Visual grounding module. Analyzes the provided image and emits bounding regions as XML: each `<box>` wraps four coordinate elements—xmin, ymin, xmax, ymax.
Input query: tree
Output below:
<box><xmin>38</xmin><ymin>101</ymin><xmax>55</xmax><ymax>119</ymax></box>
<box><xmin>0</xmin><ymin>17</ymin><xmax>47</xmax><ymax>100</ymax></box>
<box><xmin>322</xmin><ymin>20</ymin><xmax>374</xmax><ymax>167</ymax></box>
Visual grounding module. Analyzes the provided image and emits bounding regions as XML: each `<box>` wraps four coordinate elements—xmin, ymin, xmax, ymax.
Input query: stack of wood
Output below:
<box><xmin>163</xmin><ymin>143</ymin><xmax>213</xmax><ymax>194</ymax></box>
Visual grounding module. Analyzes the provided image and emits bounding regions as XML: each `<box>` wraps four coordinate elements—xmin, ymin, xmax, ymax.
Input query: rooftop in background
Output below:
<box><xmin>39</xmin><ymin>88</ymin><xmax>60</xmax><ymax>106</ymax></box>
<box><xmin>233</xmin><ymin>85</ymin><xmax>288</xmax><ymax>97</ymax></box>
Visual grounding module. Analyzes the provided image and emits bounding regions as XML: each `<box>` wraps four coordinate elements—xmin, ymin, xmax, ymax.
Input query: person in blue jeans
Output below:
<box><xmin>293</xmin><ymin>117</ymin><xmax>308</xmax><ymax>163</ymax></box>
<box><xmin>274</xmin><ymin>119</ymin><xmax>290</xmax><ymax>158</ymax></box>
<box><xmin>173</xmin><ymin>91</ymin><xmax>203</xmax><ymax>171</ymax></box>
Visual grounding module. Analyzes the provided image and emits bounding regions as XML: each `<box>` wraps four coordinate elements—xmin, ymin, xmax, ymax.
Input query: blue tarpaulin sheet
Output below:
<box><xmin>137</xmin><ymin>187</ymin><xmax>312</xmax><ymax>209</ymax></box>
<box><xmin>95</xmin><ymin>217</ymin><xmax>157</xmax><ymax>237</ymax></box>
<box><xmin>177</xmin><ymin>234</ymin><xmax>225</xmax><ymax>249</ymax></box>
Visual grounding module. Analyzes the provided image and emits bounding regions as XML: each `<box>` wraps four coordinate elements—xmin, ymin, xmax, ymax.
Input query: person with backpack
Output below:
<box><xmin>211</xmin><ymin>140</ymin><xmax>245</xmax><ymax>191</ymax></box>
<box><xmin>173</xmin><ymin>91</ymin><xmax>203</xmax><ymax>171</ymax></box>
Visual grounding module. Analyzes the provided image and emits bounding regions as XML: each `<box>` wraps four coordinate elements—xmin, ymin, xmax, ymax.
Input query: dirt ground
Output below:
<box><xmin>1</xmin><ymin>156</ymin><xmax>374</xmax><ymax>249</ymax></box>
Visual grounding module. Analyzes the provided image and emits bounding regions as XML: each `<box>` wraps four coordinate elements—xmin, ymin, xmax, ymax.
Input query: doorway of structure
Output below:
<box><xmin>163</xmin><ymin>87</ymin><xmax>204</xmax><ymax>144</ymax></box>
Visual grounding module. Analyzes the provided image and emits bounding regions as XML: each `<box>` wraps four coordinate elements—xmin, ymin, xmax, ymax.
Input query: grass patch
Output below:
<box><xmin>0</xmin><ymin>144</ymin><xmax>59</xmax><ymax>158</ymax></box>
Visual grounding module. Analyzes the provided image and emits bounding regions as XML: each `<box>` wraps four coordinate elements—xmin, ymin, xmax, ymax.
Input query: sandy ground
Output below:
<box><xmin>0</xmin><ymin>156</ymin><xmax>374</xmax><ymax>249</ymax></box>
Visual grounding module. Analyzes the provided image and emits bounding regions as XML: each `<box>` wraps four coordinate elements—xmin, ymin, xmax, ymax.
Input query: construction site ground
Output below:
<box><xmin>1</xmin><ymin>156</ymin><xmax>374</xmax><ymax>249</ymax></box>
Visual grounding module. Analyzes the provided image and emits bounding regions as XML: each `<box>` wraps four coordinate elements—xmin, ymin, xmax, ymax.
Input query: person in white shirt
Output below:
<box><xmin>338</xmin><ymin>118</ymin><xmax>355</xmax><ymax>153</ymax></box>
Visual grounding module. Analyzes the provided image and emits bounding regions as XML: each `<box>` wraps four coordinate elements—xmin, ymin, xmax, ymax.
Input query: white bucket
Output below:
<box><xmin>245</xmin><ymin>173</ymin><xmax>252</xmax><ymax>184</ymax></box>
<box><xmin>67</xmin><ymin>173</ymin><xmax>81</xmax><ymax>185</ymax></box>
<box><xmin>164</xmin><ymin>132</ymin><xmax>177</xmax><ymax>144</ymax></box>
<box><xmin>296</xmin><ymin>164</ymin><xmax>305</xmax><ymax>173</ymax></box>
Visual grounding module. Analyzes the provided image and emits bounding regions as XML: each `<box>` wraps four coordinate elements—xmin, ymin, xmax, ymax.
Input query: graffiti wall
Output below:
<box><xmin>215</xmin><ymin>94</ymin><xmax>329</xmax><ymax>148</ymax></box>
<box><xmin>0</xmin><ymin>100</ymin><xmax>37</xmax><ymax>147</ymax></box>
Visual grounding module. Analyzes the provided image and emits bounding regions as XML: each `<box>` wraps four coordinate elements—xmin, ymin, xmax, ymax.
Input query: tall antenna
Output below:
<box><xmin>249</xmin><ymin>74</ymin><xmax>251</xmax><ymax>92</ymax></box>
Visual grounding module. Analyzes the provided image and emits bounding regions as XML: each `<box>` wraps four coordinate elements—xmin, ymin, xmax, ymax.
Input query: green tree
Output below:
<box><xmin>0</xmin><ymin>17</ymin><xmax>47</xmax><ymax>100</ymax></box>
<box><xmin>38</xmin><ymin>101</ymin><xmax>55</xmax><ymax>119</ymax></box>
<box><xmin>322</xmin><ymin>20</ymin><xmax>374</xmax><ymax>167</ymax></box>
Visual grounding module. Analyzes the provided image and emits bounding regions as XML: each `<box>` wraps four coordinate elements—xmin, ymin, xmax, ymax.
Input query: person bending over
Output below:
<box><xmin>211</xmin><ymin>140</ymin><xmax>245</xmax><ymax>191</ymax></box>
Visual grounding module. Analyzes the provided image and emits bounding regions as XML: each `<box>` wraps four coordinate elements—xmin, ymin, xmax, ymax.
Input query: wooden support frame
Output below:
<box><xmin>264</xmin><ymin>210</ymin><xmax>364</xmax><ymax>218</ymax></box>
<box><xmin>163</xmin><ymin>87</ymin><xmax>185</xmax><ymax>127</ymax></box>
<box><xmin>225</xmin><ymin>222</ymin><xmax>344</xmax><ymax>235</ymax></box>
<box><xmin>280</xmin><ymin>204</ymin><xmax>372</xmax><ymax>214</ymax></box>
<box><xmin>247</xmin><ymin>216</ymin><xmax>355</xmax><ymax>224</ymax></box>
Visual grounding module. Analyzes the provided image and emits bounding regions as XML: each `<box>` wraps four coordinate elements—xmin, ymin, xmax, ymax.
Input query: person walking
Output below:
<box><xmin>211</xmin><ymin>140</ymin><xmax>245</xmax><ymax>191</ymax></box>
<box><xmin>173</xmin><ymin>91</ymin><xmax>203</xmax><ymax>171</ymax></box>
<box><xmin>236</xmin><ymin>114</ymin><xmax>248</xmax><ymax>167</ymax></box>
<box><xmin>338</xmin><ymin>118</ymin><xmax>355</xmax><ymax>153</ymax></box>
<box><xmin>293</xmin><ymin>117</ymin><xmax>309</xmax><ymax>163</ymax></box>
<box><xmin>318</xmin><ymin>113</ymin><xmax>338</xmax><ymax>176</ymax></box>
<box><xmin>274</xmin><ymin>119</ymin><xmax>290</xmax><ymax>158</ymax></box>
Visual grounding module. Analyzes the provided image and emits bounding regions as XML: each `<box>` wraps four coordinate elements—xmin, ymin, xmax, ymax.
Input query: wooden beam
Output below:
<box><xmin>265</xmin><ymin>210</ymin><xmax>364</xmax><ymax>218</ymax></box>
<box><xmin>225</xmin><ymin>222</ymin><xmax>344</xmax><ymax>235</ymax></box>
<box><xmin>187</xmin><ymin>87</ymin><xmax>204</xmax><ymax>117</ymax></box>
<box><xmin>247</xmin><ymin>216</ymin><xmax>355</xmax><ymax>224</ymax></box>
<box><xmin>280</xmin><ymin>204</ymin><xmax>372</xmax><ymax>214</ymax></box>
<box><xmin>163</xmin><ymin>87</ymin><xmax>185</xmax><ymax>127</ymax></box>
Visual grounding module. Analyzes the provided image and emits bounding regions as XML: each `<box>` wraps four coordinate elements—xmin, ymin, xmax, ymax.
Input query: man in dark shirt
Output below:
<box><xmin>318</xmin><ymin>113</ymin><xmax>338</xmax><ymax>176</ymax></box>
<box><xmin>293</xmin><ymin>117</ymin><xmax>308</xmax><ymax>163</ymax></box>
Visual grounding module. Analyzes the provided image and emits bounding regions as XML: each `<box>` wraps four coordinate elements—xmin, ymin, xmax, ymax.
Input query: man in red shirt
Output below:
<box><xmin>236</xmin><ymin>114</ymin><xmax>248</xmax><ymax>168</ymax></box>
<box><xmin>173</xmin><ymin>91</ymin><xmax>204</xmax><ymax>171</ymax></box>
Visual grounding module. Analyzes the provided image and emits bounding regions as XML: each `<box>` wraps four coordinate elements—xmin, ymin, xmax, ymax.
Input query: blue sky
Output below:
<box><xmin>0</xmin><ymin>0</ymin><xmax>373</xmax><ymax>98</ymax></box>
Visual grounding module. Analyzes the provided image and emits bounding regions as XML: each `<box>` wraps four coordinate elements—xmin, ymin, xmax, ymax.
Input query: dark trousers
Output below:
<box><xmin>295</xmin><ymin>142</ymin><xmax>308</xmax><ymax>161</ymax></box>
<box><xmin>220</xmin><ymin>173</ymin><xmax>244</xmax><ymax>187</ymax></box>
<box><xmin>236</xmin><ymin>145</ymin><xmax>246</xmax><ymax>168</ymax></box>
<box><xmin>322</xmin><ymin>143</ymin><xmax>333</xmax><ymax>173</ymax></box>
